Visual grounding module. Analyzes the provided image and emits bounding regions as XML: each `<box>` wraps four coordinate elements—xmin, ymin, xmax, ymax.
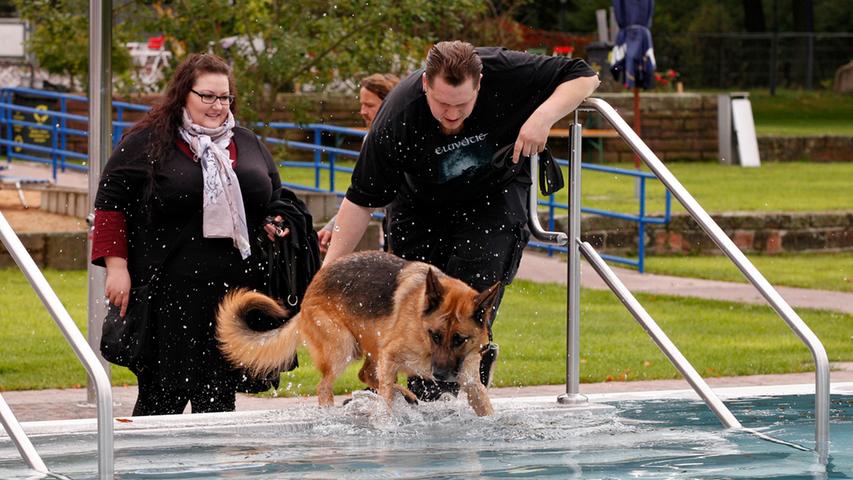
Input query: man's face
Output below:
<box><xmin>359</xmin><ymin>87</ymin><xmax>383</xmax><ymax>129</ymax></box>
<box><xmin>422</xmin><ymin>73</ymin><xmax>481</xmax><ymax>135</ymax></box>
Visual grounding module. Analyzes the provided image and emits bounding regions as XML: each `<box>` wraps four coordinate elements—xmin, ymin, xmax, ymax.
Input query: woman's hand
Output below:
<box><xmin>264</xmin><ymin>215</ymin><xmax>290</xmax><ymax>241</ymax></box>
<box><xmin>104</xmin><ymin>257</ymin><xmax>131</xmax><ymax>317</ymax></box>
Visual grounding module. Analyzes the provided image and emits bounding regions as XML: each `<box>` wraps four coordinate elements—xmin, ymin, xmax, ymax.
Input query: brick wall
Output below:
<box><xmin>551</xmin><ymin>211</ymin><xmax>853</xmax><ymax>256</ymax></box>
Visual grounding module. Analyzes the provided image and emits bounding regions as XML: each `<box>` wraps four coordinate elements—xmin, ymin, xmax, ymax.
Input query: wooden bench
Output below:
<box><xmin>549</xmin><ymin>128</ymin><xmax>619</xmax><ymax>162</ymax></box>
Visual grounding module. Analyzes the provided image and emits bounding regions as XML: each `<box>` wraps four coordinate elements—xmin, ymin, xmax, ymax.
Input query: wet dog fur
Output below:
<box><xmin>216</xmin><ymin>250</ymin><xmax>501</xmax><ymax>416</ymax></box>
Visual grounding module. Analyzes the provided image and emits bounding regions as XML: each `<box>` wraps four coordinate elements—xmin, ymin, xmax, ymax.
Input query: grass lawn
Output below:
<box><xmin>1</xmin><ymin>269</ymin><xmax>850</xmax><ymax>396</ymax></box>
<box><xmin>645</xmin><ymin>252</ymin><xmax>853</xmax><ymax>293</ymax></box>
<box><xmin>280</xmin><ymin>160</ymin><xmax>853</xmax><ymax>217</ymax></box>
<box><xmin>749</xmin><ymin>89</ymin><xmax>853</xmax><ymax>137</ymax></box>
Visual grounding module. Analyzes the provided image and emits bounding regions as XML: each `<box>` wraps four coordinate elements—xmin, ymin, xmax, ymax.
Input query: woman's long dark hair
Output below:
<box><xmin>125</xmin><ymin>53</ymin><xmax>237</xmax><ymax>202</ymax></box>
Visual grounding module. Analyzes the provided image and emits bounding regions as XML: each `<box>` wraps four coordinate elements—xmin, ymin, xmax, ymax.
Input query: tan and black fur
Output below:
<box><xmin>216</xmin><ymin>250</ymin><xmax>501</xmax><ymax>416</ymax></box>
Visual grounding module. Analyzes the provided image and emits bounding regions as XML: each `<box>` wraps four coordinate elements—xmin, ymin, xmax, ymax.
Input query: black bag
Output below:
<box><xmin>537</xmin><ymin>147</ymin><xmax>565</xmax><ymax>195</ymax></box>
<box><xmin>490</xmin><ymin>143</ymin><xmax>565</xmax><ymax>196</ymax></box>
<box><xmin>236</xmin><ymin>189</ymin><xmax>321</xmax><ymax>393</ymax></box>
<box><xmin>100</xmin><ymin>214</ymin><xmax>198</xmax><ymax>371</ymax></box>
<box><xmin>100</xmin><ymin>282</ymin><xmax>156</xmax><ymax>370</ymax></box>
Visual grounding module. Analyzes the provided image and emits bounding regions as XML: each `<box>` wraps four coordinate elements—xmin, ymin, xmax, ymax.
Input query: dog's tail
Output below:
<box><xmin>216</xmin><ymin>288</ymin><xmax>301</xmax><ymax>377</ymax></box>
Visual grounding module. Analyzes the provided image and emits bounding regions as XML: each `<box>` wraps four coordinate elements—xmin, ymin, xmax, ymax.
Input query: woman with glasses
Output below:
<box><xmin>91</xmin><ymin>53</ymin><xmax>293</xmax><ymax>416</ymax></box>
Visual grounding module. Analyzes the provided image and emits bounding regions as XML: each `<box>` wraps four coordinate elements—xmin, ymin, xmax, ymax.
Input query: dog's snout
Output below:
<box><xmin>431</xmin><ymin>364</ymin><xmax>459</xmax><ymax>382</ymax></box>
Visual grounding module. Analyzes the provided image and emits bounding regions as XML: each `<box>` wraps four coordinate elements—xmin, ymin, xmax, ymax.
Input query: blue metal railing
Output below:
<box><xmin>529</xmin><ymin>161</ymin><xmax>672</xmax><ymax>272</ymax></box>
<box><xmin>0</xmin><ymin>87</ymin><xmax>147</xmax><ymax>176</ymax></box>
<box><xmin>0</xmin><ymin>87</ymin><xmax>670</xmax><ymax>271</ymax></box>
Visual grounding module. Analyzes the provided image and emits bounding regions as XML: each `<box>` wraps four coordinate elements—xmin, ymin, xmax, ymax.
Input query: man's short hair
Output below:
<box><xmin>425</xmin><ymin>41</ymin><xmax>482</xmax><ymax>87</ymax></box>
<box><xmin>361</xmin><ymin>73</ymin><xmax>400</xmax><ymax>100</ymax></box>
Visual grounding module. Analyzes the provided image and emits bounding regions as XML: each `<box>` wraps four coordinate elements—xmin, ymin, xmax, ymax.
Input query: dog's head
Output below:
<box><xmin>421</xmin><ymin>268</ymin><xmax>501</xmax><ymax>382</ymax></box>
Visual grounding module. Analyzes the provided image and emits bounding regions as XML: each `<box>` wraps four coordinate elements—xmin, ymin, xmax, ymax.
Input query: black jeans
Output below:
<box><xmin>387</xmin><ymin>180</ymin><xmax>531</xmax><ymax>400</ymax></box>
<box><xmin>132</xmin><ymin>370</ymin><xmax>236</xmax><ymax>416</ymax></box>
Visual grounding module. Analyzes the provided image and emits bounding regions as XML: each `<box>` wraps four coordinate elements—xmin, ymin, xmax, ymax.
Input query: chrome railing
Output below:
<box><xmin>530</xmin><ymin>97</ymin><xmax>830</xmax><ymax>464</ymax></box>
<box><xmin>0</xmin><ymin>212</ymin><xmax>114</xmax><ymax>478</ymax></box>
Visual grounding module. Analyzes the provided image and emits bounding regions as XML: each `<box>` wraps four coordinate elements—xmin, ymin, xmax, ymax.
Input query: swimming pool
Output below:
<box><xmin>1</xmin><ymin>383</ymin><xmax>850</xmax><ymax>479</ymax></box>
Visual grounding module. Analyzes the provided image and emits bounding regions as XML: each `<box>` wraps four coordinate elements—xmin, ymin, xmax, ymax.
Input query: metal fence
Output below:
<box><xmin>653</xmin><ymin>32</ymin><xmax>853</xmax><ymax>90</ymax></box>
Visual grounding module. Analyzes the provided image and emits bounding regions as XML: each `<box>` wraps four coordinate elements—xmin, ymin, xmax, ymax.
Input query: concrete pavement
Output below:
<box><xmin>4</xmin><ymin>363</ymin><xmax>852</xmax><ymax>423</ymax></box>
<box><xmin>516</xmin><ymin>252</ymin><xmax>853</xmax><ymax>314</ymax></box>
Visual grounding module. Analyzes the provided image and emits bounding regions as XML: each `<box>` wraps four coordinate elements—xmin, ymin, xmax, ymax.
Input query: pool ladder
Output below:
<box><xmin>0</xmin><ymin>213</ymin><xmax>115</xmax><ymax>478</ymax></box>
<box><xmin>529</xmin><ymin>97</ymin><xmax>830</xmax><ymax>465</ymax></box>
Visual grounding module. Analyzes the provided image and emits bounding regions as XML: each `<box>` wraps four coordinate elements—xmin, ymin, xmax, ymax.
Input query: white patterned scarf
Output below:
<box><xmin>178</xmin><ymin>108</ymin><xmax>251</xmax><ymax>259</ymax></box>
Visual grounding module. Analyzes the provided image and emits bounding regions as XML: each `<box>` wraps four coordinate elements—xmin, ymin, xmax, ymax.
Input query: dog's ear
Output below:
<box><xmin>424</xmin><ymin>267</ymin><xmax>445</xmax><ymax>315</ymax></box>
<box><xmin>473</xmin><ymin>282</ymin><xmax>502</xmax><ymax>326</ymax></box>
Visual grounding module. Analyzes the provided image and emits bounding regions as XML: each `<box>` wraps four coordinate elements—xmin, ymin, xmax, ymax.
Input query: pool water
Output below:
<box><xmin>1</xmin><ymin>388</ymin><xmax>851</xmax><ymax>479</ymax></box>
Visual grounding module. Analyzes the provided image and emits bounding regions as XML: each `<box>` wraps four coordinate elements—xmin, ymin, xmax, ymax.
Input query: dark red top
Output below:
<box><xmin>91</xmin><ymin>139</ymin><xmax>238</xmax><ymax>263</ymax></box>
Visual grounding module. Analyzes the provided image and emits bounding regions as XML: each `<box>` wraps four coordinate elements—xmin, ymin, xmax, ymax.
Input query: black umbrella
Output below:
<box><xmin>610</xmin><ymin>0</ymin><xmax>656</xmax><ymax>168</ymax></box>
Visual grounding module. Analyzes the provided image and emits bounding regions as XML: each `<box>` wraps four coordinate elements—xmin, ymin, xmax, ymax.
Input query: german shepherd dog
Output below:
<box><xmin>216</xmin><ymin>250</ymin><xmax>501</xmax><ymax>416</ymax></box>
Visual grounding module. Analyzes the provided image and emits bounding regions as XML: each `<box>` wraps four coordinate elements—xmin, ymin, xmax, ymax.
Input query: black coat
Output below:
<box><xmin>94</xmin><ymin>126</ymin><xmax>293</xmax><ymax>387</ymax></box>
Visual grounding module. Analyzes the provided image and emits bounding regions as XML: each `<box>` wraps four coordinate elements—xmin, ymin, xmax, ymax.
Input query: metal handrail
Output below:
<box><xmin>528</xmin><ymin>152</ymin><xmax>568</xmax><ymax>246</ymax></box>
<box><xmin>0</xmin><ymin>212</ymin><xmax>114</xmax><ymax>477</ymax></box>
<box><xmin>572</xmin><ymin>98</ymin><xmax>830</xmax><ymax>462</ymax></box>
<box><xmin>578</xmin><ymin>240</ymin><xmax>742</xmax><ymax>428</ymax></box>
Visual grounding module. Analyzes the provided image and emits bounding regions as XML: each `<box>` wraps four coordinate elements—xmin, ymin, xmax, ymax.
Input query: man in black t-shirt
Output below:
<box><xmin>324</xmin><ymin>41</ymin><xmax>599</xmax><ymax>400</ymax></box>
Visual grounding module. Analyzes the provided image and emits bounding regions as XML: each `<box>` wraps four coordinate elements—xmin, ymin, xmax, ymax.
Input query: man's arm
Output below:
<box><xmin>322</xmin><ymin>198</ymin><xmax>375</xmax><ymax>265</ymax></box>
<box><xmin>512</xmin><ymin>75</ymin><xmax>600</xmax><ymax>163</ymax></box>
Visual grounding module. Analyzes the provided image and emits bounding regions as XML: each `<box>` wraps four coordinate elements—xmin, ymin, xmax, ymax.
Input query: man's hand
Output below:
<box><xmin>512</xmin><ymin>112</ymin><xmax>550</xmax><ymax>163</ymax></box>
<box><xmin>317</xmin><ymin>228</ymin><xmax>332</xmax><ymax>253</ymax></box>
<box><xmin>104</xmin><ymin>258</ymin><xmax>131</xmax><ymax>317</ymax></box>
<box><xmin>512</xmin><ymin>75</ymin><xmax>600</xmax><ymax>164</ymax></box>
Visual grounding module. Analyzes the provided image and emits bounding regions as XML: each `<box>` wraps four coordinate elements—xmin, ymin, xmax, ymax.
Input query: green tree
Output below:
<box><xmin>139</xmin><ymin>0</ymin><xmax>486</xmax><ymax>124</ymax></box>
<box><xmin>14</xmin><ymin>0</ymin><xmax>136</xmax><ymax>91</ymax></box>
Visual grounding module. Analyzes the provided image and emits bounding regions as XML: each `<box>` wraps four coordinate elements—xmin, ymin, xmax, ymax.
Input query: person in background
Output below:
<box><xmin>322</xmin><ymin>41</ymin><xmax>599</xmax><ymax>401</ymax></box>
<box><xmin>92</xmin><ymin>53</ymin><xmax>290</xmax><ymax>416</ymax></box>
<box><xmin>358</xmin><ymin>73</ymin><xmax>400</xmax><ymax>129</ymax></box>
<box><xmin>317</xmin><ymin>72</ymin><xmax>400</xmax><ymax>252</ymax></box>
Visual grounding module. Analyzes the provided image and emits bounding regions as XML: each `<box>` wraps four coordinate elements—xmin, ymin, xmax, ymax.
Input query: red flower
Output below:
<box><xmin>666</xmin><ymin>69</ymin><xmax>677</xmax><ymax>79</ymax></box>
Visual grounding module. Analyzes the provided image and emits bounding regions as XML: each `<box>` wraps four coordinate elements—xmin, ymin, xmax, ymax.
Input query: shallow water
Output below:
<box><xmin>1</xmin><ymin>393</ymin><xmax>850</xmax><ymax>479</ymax></box>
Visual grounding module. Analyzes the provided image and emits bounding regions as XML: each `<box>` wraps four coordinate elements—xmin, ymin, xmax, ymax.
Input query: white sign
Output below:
<box><xmin>731</xmin><ymin>98</ymin><xmax>761</xmax><ymax>167</ymax></box>
<box><xmin>0</xmin><ymin>22</ymin><xmax>26</xmax><ymax>59</ymax></box>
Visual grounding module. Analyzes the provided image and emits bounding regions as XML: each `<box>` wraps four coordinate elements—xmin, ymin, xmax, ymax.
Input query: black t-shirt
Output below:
<box><xmin>346</xmin><ymin>47</ymin><xmax>596</xmax><ymax>209</ymax></box>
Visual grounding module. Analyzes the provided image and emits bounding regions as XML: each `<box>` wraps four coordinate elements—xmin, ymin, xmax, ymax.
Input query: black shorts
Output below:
<box><xmin>386</xmin><ymin>179</ymin><xmax>530</xmax><ymax>296</ymax></box>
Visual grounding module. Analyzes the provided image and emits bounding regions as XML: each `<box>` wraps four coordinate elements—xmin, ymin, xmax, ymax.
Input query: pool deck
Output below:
<box><xmin>4</xmin><ymin>363</ymin><xmax>852</xmax><ymax>423</ymax></box>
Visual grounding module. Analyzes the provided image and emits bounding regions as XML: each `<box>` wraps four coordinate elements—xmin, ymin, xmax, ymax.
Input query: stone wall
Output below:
<box><xmin>588</xmin><ymin>93</ymin><xmax>719</xmax><ymax>163</ymax></box>
<box><xmin>0</xmin><ymin>232</ymin><xmax>88</xmax><ymax>270</ymax></box>
<box><xmin>757</xmin><ymin>136</ymin><xmax>853</xmax><ymax>162</ymax></box>
<box><xmin>552</xmin><ymin>211</ymin><xmax>853</xmax><ymax>256</ymax></box>
<box><xmin>56</xmin><ymin>91</ymin><xmax>851</xmax><ymax>163</ymax></box>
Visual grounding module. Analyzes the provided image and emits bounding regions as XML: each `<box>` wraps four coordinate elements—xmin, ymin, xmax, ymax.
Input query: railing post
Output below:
<box><xmin>59</xmin><ymin>97</ymin><xmax>68</xmax><ymax>169</ymax></box>
<box><xmin>313</xmin><ymin>128</ymin><xmax>322</xmax><ymax>189</ymax></box>
<box><xmin>51</xmin><ymin>117</ymin><xmax>59</xmax><ymax>178</ymax></box>
<box><xmin>638</xmin><ymin>177</ymin><xmax>646</xmax><ymax>273</ymax></box>
<box><xmin>88</xmin><ymin>0</ymin><xmax>115</xmax><ymax>477</ymax></box>
<box><xmin>113</xmin><ymin>106</ymin><xmax>124</xmax><ymax>149</ymax></box>
<box><xmin>558</xmin><ymin>110</ymin><xmax>587</xmax><ymax>406</ymax></box>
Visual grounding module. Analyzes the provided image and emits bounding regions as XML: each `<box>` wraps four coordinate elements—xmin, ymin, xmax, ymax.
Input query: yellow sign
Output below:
<box><xmin>33</xmin><ymin>105</ymin><xmax>49</xmax><ymax>124</ymax></box>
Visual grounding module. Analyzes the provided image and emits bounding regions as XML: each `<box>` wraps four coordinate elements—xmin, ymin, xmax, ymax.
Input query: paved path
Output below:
<box><xmin>517</xmin><ymin>252</ymin><xmax>853</xmax><ymax>314</ymax></box>
<box><xmin>0</xmin><ymin>160</ymin><xmax>88</xmax><ymax>191</ymax></box>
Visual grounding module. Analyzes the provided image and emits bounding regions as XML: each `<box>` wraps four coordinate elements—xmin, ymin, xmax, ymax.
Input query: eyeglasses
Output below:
<box><xmin>190</xmin><ymin>89</ymin><xmax>235</xmax><ymax>105</ymax></box>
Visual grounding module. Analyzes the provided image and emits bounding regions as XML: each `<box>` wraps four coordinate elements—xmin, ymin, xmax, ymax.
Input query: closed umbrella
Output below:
<box><xmin>610</xmin><ymin>0</ymin><xmax>656</xmax><ymax>168</ymax></box>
